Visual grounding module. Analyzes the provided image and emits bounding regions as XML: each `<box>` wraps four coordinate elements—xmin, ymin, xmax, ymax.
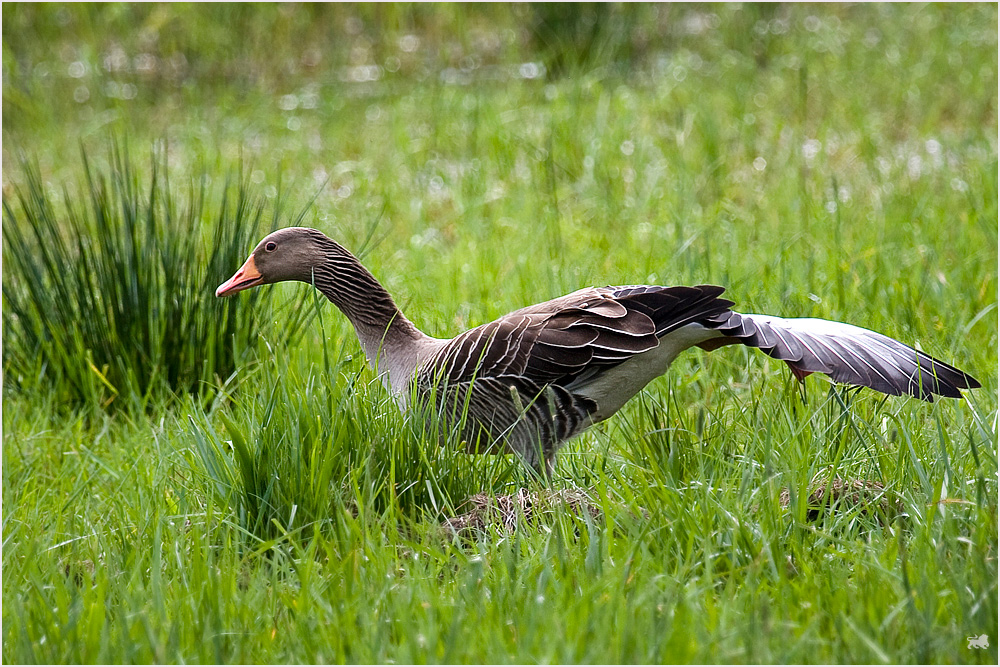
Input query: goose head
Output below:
<box><xmin>216</xmin><ymin>227</ymin><xmax>329</xmax><ymax>297</ymax></box>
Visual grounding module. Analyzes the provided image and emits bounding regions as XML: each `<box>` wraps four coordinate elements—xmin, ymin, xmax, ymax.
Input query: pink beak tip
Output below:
<box><xmin>215</xmin><ymin>272</ymin><xmax>240</xmax><ymax>297</ymax></box>
<box><xmin>216</xmin><ymin>255</ymin><xmax>260</xmax><ymax>298</ymax></box>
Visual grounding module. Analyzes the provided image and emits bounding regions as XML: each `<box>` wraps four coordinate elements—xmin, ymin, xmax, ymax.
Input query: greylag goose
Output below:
<box><xmin>217</xmin><ymin>227</ymin><xmax>980</xmax><ymax>475</ymax></box>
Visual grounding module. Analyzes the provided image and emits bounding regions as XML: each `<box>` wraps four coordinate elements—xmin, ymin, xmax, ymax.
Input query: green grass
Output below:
<box><xmin>3</xmin><ymin>3</ymin><xmax>998</xmax><ymax>663</ymax></box>
<box><xmin>3</xmin><ymin>144</ymin><xmax>313</xmax><ymax>412</ymax></box>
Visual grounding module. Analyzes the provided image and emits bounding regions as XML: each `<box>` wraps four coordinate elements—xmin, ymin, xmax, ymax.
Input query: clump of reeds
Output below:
<box><xmin>2</xmin><ymin>141</ymin><xmax>310</xmax><ymax>411</ymax></box>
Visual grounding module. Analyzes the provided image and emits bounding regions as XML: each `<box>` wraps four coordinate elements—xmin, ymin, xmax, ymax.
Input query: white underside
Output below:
<box><xmin>572</xmin><ymin>323</ymin><xmax>722</xmax><ymax>421</ymax></box>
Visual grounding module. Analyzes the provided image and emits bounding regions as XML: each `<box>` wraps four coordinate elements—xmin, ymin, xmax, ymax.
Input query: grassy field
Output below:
<box><xmin>3</xmin><ymin>3</ymin><xmax>998</xmax><ymax>663</ymax></box>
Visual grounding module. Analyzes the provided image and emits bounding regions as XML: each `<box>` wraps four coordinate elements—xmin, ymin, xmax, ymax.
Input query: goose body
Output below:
<box><xmin>217</xmin><ymin>227</ymin><xmax>980</xmax><ymax>475</ymax></box>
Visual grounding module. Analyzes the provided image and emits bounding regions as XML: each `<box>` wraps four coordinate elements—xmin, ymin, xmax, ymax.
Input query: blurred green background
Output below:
<box><xmin>6</xmin><ymin>3</ymin><xmax>995</xmax><ymax>175</ymax></box>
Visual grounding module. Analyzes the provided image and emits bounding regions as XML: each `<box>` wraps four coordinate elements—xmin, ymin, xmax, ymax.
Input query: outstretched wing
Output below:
<box><xmin>424</xmin><ymin>283</ymin><xmax>979</xmax><ymax>404</ymax></box>
<box><xmin>702</xmin><ymin>311</ymin><xmax>981</xmax><ymax>400</ymax></box>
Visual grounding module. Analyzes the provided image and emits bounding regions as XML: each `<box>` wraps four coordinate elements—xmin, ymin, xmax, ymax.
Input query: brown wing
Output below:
<box><xmin>427</xmin><ymin>285</ymin><xmax>734</xmax><ymax>387</ymax></box>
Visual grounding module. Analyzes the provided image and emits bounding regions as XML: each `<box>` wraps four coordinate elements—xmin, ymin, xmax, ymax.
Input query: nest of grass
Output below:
<box><xmin>779</xmin><ymin>477</ymin><xmax>904</xmax><ymax>523</ymax></box>
<box><xmin>443</xmin><ymin>488</ymin><xmax>604</xmax><ymax>536</ymax></box>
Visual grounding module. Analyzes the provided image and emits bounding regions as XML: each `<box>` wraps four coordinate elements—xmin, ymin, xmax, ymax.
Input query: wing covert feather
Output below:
<box><xmin>428</xmin><ymin>285</ymin><xmax>733</xmax><ymax>387</ymax></box>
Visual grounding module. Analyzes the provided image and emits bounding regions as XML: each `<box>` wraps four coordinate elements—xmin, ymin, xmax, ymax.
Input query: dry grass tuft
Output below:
<box><xmin>443</xmin><ymin>488</ymin><xmax>604</xmax><ymax>535</ymax></box>
<box><xmin>779</xmin><ymin>478</ymin><xmax>904</xmax><ymax>523</ymax></box>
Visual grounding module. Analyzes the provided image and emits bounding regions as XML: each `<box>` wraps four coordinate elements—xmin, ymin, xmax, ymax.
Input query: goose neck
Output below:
<box><xmin>309</xmin><ymin>241</ymin><xmax>432</xmax><ymax>383</ymax></box>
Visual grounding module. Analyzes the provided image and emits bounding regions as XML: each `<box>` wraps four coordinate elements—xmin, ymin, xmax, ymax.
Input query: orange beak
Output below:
<box><xmin>216</xmin><ymin>254</ymin><xmax>263</xmax><ymax>297</ymax></box>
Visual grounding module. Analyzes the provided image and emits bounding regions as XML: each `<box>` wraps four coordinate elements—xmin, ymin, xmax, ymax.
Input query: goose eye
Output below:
<box><xmin>265</xmin><ymin>241</ymin><xmax>277</xmax><ymax>252</ymax></box>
